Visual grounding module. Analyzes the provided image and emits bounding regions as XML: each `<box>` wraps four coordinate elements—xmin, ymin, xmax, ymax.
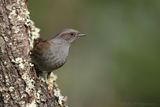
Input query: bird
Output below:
<box><xmin>31</xmin><ymin>28</ymin><xmax>86</xmax><ymax>80</ymax></box>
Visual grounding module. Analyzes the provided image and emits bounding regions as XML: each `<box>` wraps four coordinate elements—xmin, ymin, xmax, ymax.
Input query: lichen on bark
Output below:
<box><xmin>0</xmin><ymin>0</ymin><xmax>67</xmax><ymax>106</ymax></box>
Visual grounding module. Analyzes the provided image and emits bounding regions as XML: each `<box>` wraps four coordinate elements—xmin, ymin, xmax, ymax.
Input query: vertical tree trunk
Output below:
<box><xmin>0</xmin><ymin>0</ymin><xmax>67</xmax><ymax>106</ymax></box>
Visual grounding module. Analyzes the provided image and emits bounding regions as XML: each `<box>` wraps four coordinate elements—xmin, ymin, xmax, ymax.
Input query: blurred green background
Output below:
<box><xmin>29</xmin><ymin>0</ymin><xmax>160</xmax><ymax>107</ymax></box>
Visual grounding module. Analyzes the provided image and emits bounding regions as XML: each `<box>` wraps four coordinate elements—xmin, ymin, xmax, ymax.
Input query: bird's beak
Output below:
<box><xmin>78</xmin><ymin>33</ymin><xmax>86</xmax><ymax>37</ymax></box>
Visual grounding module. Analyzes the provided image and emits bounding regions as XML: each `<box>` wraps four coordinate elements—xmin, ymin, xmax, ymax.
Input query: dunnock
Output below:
<box><xmin>31</xmin><ymin>29</ymin><xmax>85</xmax><ymax>79</ymax></box>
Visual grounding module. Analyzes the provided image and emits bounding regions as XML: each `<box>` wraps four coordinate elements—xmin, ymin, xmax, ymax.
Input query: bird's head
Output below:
<box><xmin>56</xmin><ymin>29</ymin><xmax>86</xmax><ymax>43</ymax></box>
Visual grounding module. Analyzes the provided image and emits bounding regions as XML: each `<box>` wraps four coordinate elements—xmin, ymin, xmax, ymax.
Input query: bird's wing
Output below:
<box><xmin>32</xmin><ymin>38</ymin><xmax>50</xmax><ymax>55</ymax></box>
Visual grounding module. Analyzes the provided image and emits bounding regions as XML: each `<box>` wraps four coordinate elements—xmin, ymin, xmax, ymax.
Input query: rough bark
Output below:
<box><xmin>0</xmin><ymin>0</ymin><xmax>67</xmax><ymax>107</ymax></box>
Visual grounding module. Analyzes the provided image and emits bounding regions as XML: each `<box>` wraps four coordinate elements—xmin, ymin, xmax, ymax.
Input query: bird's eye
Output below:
<box><xmin>70</xmin><ymin>33</ymin><xmax>74</xmax><ymax>36</ymax></box>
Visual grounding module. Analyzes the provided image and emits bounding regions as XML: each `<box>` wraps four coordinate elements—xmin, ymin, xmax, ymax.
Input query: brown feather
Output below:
<box><xmin>33</xmin><ymin>38</ymin><xmax>50</xmax><ymax>55</ymax></box>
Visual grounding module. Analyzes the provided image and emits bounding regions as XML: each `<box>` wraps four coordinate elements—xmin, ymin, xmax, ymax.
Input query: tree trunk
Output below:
<box><xmin>0</xmin><ymin>0</ymin><xmax>67</xmax><ymax>106</ymax></box>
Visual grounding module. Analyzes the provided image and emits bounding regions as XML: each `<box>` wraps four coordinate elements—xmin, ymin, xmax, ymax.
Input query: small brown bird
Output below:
<box><xmin>31</xmin><ymin>29</ymin><xmax>85</xmax><ymax>79</ymax></box>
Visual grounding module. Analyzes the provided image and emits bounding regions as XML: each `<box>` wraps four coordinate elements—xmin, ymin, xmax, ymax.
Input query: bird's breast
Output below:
<box><xmin>32</xmin><ymin>41</ymin><xmax>70</xmax><ymax>72</ymax></box>
<box><xmin>45</xmin><ymin>44</ymin><xmax>70</xmax><ymax>70</ymax></box>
